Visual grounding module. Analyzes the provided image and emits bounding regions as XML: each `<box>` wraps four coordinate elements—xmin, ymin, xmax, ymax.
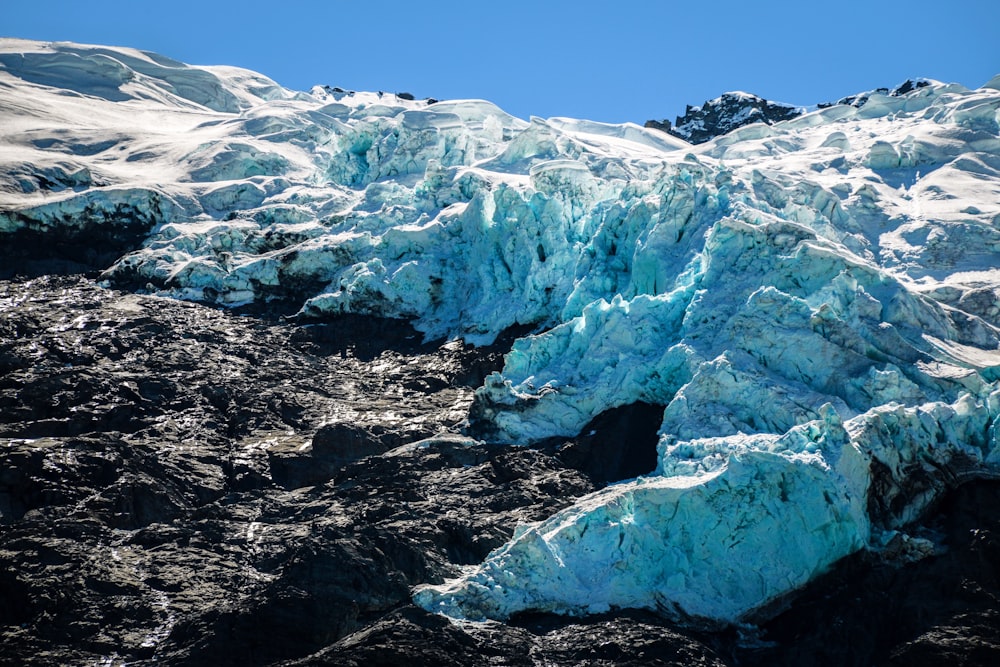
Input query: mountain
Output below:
<box><xmin>3</xmin><ymin>38</ymin><xmax>1000</xmax><ymax>665</ymax></box>
<box><xmin>644</xmin><ymin>79</ymin><xmax>937</xmax><ymax>144</ymax></box>
<box><xmin>645</xmin><ymin>91</ymin><xmax>805</xmax><ymax>143</ymax></box>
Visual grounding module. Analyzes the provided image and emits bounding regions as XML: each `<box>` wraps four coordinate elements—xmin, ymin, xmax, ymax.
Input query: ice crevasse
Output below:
<box><xmin>3</xmin><ymin>41</ymin><xmax>1000</xmax><ymax>624</ymax></box>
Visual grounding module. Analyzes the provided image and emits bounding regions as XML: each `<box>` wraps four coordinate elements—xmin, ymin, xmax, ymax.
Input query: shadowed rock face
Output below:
<box><xmin>0</xmin><ymin>272</ymin><xmax>712</xmax><ymax>665</ymax></box>
<box><xmin>1</xmin><ymin>271</ymin><xmax>999</xmax><ymax>666</ymax></box>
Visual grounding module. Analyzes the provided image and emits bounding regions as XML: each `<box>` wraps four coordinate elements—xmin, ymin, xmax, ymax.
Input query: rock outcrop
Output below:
<box><xmin>645</xmin><ymin>91</ymin><xmax>804</xmax><ymax>144</ymax></box>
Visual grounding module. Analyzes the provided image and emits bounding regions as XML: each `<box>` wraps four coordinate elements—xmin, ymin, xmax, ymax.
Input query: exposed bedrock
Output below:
<box><xmin>1</xmin><ymin>274</ymin><xmax>999</xmax><ymax>666</ymax></box>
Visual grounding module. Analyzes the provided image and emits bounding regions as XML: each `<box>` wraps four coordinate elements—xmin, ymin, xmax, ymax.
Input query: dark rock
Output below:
<box><xmin>892</xmin><ymin>78</ymin><xmax>932</xmax><ymax>97</ymax></box>
<box><xmin>2</xmin><ymin>271</ymin><xmax>999</xmax><ymax>666</ymax></box>
<box><xmin>557</xmin><ymin>401</ymin><xmax>665</xmax><ymax>486</ymax></box>
<box><xmin>0</xmin><ymin>273</ymin><xmax>597</xmax><ymax>664</ymax></box>
<box><xmin>646</xmin><ymin>92</ymin><xmax>804</xmax><ymax>144</ymax></box>
<box><xmin>292</xmin><ymin>606</ymin><xmax>729</xmax><ymax>666</ymax></box>
<box><xmin>311</xmin><ymin>422</ymin><xmax>397</xmax><ymax>463</ymax></box>
<box><xmin>644</xmin><ymin>118</ymin><xmax>672</xmax><ymax>133</ymax></box>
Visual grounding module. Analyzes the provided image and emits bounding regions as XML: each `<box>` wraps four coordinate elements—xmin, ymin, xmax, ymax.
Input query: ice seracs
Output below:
<box><xmin>2</xmin><ymin>38</ymin><xmax>1000</xmax><ymax>626</ymax></box>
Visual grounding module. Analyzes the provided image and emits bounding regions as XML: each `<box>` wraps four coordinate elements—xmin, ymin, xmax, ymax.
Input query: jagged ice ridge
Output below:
<box><xmin>3</xmin><ymin>39</ymin><xmax>1000</xmax><ymax>624</ymax></box>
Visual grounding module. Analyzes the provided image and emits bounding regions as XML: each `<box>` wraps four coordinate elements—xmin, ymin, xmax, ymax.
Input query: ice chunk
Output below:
<box><xmin>417</xmin><ymin>394</ymin><xmax>996</xmax><ymax>622</ymax></box>
<box><xmin>417</xmin><ymin>420</ymin><xmax>871</xmax><ymax>623</ymax></box>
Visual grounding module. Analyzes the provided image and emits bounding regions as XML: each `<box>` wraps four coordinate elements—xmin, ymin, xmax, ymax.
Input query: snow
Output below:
<box><xmin>3</xmin><ymin>38</ymin><xmax>1000</xmax><ymax>626</ymax></box>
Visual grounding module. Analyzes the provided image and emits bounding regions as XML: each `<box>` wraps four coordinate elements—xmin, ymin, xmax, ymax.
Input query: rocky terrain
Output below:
<box><xmin>1</xmin><ymin>271</ymin><xmax>999</xmax><ymax>666</ymax></box>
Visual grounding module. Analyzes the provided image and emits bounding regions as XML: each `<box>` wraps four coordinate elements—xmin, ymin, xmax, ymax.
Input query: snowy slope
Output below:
<box><xmin>3</xmin><ymin>38</ymin><xmax>1000</xmax><ymax>625</ymax></box>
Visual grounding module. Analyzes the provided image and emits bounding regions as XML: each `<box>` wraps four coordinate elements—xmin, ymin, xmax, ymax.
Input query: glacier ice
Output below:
<box><xmin>418</xmin><ymin>393</ymin><xmax>1000</xmax><ymax>622</ymax></box>
<box><xmin>416</xmin><ymin>415</ymin><xmax>873</xmax><ymax>623</ymax></box>
<box><xmin>3</xmin><ymin>39</ymin><xmax>1000</xmax><ymax>625</ymax></box>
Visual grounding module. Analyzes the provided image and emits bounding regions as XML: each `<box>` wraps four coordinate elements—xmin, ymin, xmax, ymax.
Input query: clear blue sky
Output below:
<box><xmin>4</xmin><ymin>0</ymin><xmax>998</xmax><ymax>123</ymax></box>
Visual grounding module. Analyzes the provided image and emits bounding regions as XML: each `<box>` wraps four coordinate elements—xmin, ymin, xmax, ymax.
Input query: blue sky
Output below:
<box><xmin>4</xmin><ymin>0</ymin><xmax>999</xmax><ymax>123</ymax></box>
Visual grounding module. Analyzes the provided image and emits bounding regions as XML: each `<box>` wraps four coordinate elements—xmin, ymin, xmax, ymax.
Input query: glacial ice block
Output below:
<box><xmin>416</xmin><ymin>397</ymin><xmax>998</xmax><ymax>622</ymax></box>
<box><xmin>416</xmin><ymin>421</ymin><xmax>871</xmax><ymax>623</ymax></box>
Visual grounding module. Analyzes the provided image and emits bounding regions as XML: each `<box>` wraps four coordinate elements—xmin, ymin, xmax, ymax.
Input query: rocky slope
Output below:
<box><xmin>0</xmin><ymin>273</ymin><xmax>593</xmax><ymax>664</ymax></box>
<box><xmin>2</xmin><ymin>273</ymin><xmax>999</xmax><ymax>666</ymax></box>
<box><xmin>3</xmin><ymin>38</ymin><xmax>1000</xmax><ymax>665</ymax></box>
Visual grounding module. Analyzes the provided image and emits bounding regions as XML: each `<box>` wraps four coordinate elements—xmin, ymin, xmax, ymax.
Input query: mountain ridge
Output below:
<box><xmin>644</xmin><ymin>78</ymin><xmax>938</xmax><ymax>144</ymax></box>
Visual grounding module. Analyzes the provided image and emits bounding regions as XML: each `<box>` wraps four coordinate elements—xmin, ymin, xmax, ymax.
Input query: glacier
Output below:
<box><xmin>3</xmin><ymin>39</ymin><xmax>1000</xmax><ymax>625</ymax></box>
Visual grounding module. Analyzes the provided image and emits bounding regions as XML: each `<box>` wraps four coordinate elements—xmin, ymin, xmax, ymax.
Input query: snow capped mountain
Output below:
<box><xmin>644</xmin><ymin>80</ymin><xmax>941</xmax><ymax>145</ymax></box>
<box><xmin>645</xmin><ymin>90</ymin><xmax>805</xmax><ymax>144</ymax></box>
<box><xmin>818</xmin><ymin>77</ymin><xmax>935</xmax><ymax>110</ymax></box>
<box><xmin>4</xmin><ymin>38</ymin><xmax>1000</xmax><ymax>629</ymax></box>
